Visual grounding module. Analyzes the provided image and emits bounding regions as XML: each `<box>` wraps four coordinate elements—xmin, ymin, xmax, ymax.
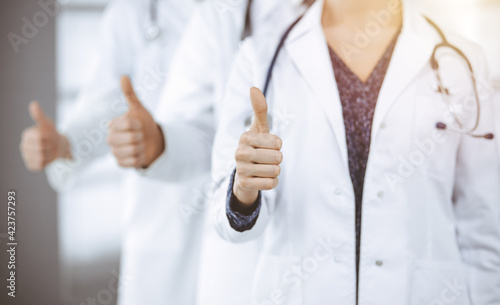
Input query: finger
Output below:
<box><xmin>110</xmin><ymin>117</ymin><xmax>142</xmax><ymax>132</ymax></box>
<box><xmin>18</xmin><ymin>144</ymin><xmax>44</xmax><ymax>171</ymax></box>
<box><xmin>26</xmin><ymin>161</ymin><xmax>44</xmax><ymax>172</ymax></box>
<box><xmin>111</xmin><ymin>143</ymin><xmax>144</xmax><ymax>158</ymax></box>
<box><xmin>120</xmin><ymin>75</ymin><xmax>143</xmax><ymax>111</ymax></box>
<box><xmin>107</xmin><ymin>131</ymin><xmax>143</xmax><ymax>146</ymax></box>
<box><xmin>24</xmin><ymin>156</ymin><xmax>46</xmax><ymax>171</ymax></box>
<box><xmin>29</xmin><ymin>101</ymin><xmax>50</xmax><ymax>125</ymax></box>
<box><xmin>238</xmin><ymin>164</ymin><xmax>280</xmax><ymax>178</ymax></box>
<box><xmin>116</xmin><ymin>156</ymin><xmax>141</xmax><ymax>168</ymax></box>
<box><xmin>20</xmin><ymin>143</ymin><xmax>55</xmax><ymax>156</ymax></box>
<box><xmin>22</xmin><ymin>128</ymin><xmax>55</xmax><ymax>144</ymax></box>
<box><xmin>21</xmin><ymin>141</ymin><xmax>51</xmax><ymax>151</ymax></box>
<box><xmin>236</xmin><ymin>148</ymin><xmax>283</xmax><ymax>165</ymax></box>
<box><xmin>240</xmin><ymin>132</ymin><xmax>282</xmax><ymax>150</ymax></box>
<box><xmin>238</xmin><ymin>177</ymin><xmax>279</xmax><ymax>191</ymax></box>
<box><xmin>20</xmin><ymin>138</ymin><xmax>54</xmax><ymax>158</ymax></box>
<box><xmin>250</xmin><ymin>87</ymin><xmax>269</xmax><ymax>133</ymax></box>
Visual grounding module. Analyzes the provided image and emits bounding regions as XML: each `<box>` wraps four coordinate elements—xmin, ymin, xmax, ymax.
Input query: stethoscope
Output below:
<box><xmin>245</xmin><ymin>14</ymin><xmax>494</xmax><ymax>140</ymax></box>
<box><xmin>424</xmin><ymin>17</ymin><xmax>494</xmax><ymax>140</ymax></box>
<box><xmin>145</xmin><ymin>0</ymin><xmax>161</xmax><ymax>41</ymax></box>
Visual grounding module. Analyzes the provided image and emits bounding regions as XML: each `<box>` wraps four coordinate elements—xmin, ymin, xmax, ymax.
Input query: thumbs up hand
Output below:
<box><xmin>107</xmin><ymin>75</ymin><xmax>165</xmax><ymax>168</ymax></box>
<box><xmin>20</xmin><ymin>101</ymin><xmax>71</xmax><ymax>171</ymax></box>
<box><xmin>233</xmin><ymin>88</ymin><xmax>283</xmax><ymax>205</ymax></box>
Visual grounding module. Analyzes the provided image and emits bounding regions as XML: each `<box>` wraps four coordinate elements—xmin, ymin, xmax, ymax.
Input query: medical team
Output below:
<box><xmin>19</xmin><ymin>0</ymin><xmax>500</xmax><ymax>304</ymax></box>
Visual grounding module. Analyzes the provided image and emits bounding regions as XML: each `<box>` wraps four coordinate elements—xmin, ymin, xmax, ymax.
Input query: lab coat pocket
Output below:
<box><xmin>409</xmin><ymin>260</ymin><xmax>470</xmax><ymax>305</ymax></box>
<box><xmin>251</xmin><ymin>255</ymin><xmax>303</xmax><ymax>305</ymax></box>
<box><xmin>413</xmin><ymin>91</ymin><xmax>459</xmax><ymax>183</ymax></box>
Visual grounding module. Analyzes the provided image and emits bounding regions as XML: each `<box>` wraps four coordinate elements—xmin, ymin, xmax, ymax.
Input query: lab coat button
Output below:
<box><xmin>334</xmin><ymin>188</ymin><xmax>342</xmax><ymax>195</ymax></box>
<box><xmin>334</xmin><ymin>256</ymin><xmax>341</xmax><ymax>263</ymax></box>
<box><xmin>380</xmin><ymin>122</ymin><xmax>386</xmax><ymax>129</ymax></box>
<box><xmin>375</xmin><ymin>260</ymin><xmax>383</xmax><ymax>267</ymax></box>
<box><xmin>377</xmin><ymin>191</ymin><xmax>384</xmax><ymax>198</ymax></box>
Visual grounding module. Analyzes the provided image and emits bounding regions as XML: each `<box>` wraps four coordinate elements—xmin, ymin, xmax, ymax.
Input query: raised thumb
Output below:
<box><xmin>29</xmin><ymin>101</ymin><xmax>49</xmax><ymax>125</ymax></box>
<box><xmin>120</xmin><ymin>75</ymin><xmax>143</xmax><ymax>111</ymax></box>
<box><xmin>250</xmin><ymin>87</ymin><xmax>269</xmax><ymax>133</ymax></box>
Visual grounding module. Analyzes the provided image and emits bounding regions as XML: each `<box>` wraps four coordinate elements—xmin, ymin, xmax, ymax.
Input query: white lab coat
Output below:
<box><xmin>143</xmin><ymin>0</ymin><xmax>306</xmax><ymax>304</ymax></box>
<box><xmin>212</xmin><ymin>1</ymin><xmax>500</xmax><ymax>304</ymax></box>
<box><xmin>45</xmin><ymin>1</ymin><xmax>205</xmax><ymax>304</ymax></box>
<box><xmin>495</xmin><ymin>91</ymin><xmax>500</xmax><ymax>166</ymax></box>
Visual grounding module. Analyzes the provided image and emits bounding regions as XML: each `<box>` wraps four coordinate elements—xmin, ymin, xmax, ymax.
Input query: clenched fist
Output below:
<box><xmin>20</xmin><ymin>101</ymin><xmax>71</xmax><ymax>171</ymax></box>
<box><xmin>107</xmin><ymin>75</ymin><xmax>165</xmax><ymax>169</ymax></box>
<box><xmin>233</xmin><ymin>87</ymin><xmax>283</xmax><ymax>205</ymax></box>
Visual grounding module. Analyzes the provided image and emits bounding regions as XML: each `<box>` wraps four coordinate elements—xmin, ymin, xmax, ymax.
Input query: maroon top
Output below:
<box><xmin>329</xmin><ymin>30</ymin><xmax>401</xmax><ymax>294</ymax></box>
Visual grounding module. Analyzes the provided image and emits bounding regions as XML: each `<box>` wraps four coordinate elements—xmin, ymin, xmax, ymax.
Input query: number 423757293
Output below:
<box><xmin>7</xmin><ymin>191</ymin><xmax>16</xmax><ymax>242</ymax></box>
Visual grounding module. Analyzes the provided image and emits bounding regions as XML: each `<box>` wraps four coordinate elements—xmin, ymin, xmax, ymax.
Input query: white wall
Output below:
<box><xmin>414</xmin><ymin>0</ymin><xmax>500</xmax><ymax>81</ymax></box>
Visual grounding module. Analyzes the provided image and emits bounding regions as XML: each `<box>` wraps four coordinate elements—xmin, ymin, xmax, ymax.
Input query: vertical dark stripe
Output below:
<box><xmin>241</xmin><ymin>0</ymin><xmax>253</xmax><ymax>40</ymax></box>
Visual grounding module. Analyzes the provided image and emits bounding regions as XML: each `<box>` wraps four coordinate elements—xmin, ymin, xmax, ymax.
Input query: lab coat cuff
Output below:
<box><xmin>44</xmin><ymin>131</ymin><xmax>84</xmax><ymax>191</ymax></box>
<box><xmin>225</xmin><ymin>169</ymin><xmax>262</xmax><ymax>232</ymax></box>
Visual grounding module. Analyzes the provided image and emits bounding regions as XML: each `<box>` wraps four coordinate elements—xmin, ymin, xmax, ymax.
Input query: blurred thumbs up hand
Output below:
<box><xmin>233</xmin><ymin>88</ymin><xmax>283</xmax><ymax>205</ymax></box>
<box><xmin>107</xmin><ymin>75</ymin><xmax>165</xmax><ymax>169</ymax></box>
<box><xmin>19</xmin><ymin>101</ymin><xmax>71</xmax><ymax>171</ymax></box>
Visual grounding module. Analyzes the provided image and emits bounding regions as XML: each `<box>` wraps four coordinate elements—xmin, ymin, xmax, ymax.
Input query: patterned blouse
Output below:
<box><xmin>329</xmin><ymin>31</ymin><xmax>401</xmax><ymax>288</ymax></box>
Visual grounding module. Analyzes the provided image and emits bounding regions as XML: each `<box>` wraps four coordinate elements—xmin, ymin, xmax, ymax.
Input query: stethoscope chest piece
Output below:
<box><xmin>145</xmin><ymin>0</ymin><xmax>160</xmax><ymax>41</ymax></box>
<box><xmin>145</xmin><ymin>25</ymin><xmax>161</xmax><ymax>41</ymax></box>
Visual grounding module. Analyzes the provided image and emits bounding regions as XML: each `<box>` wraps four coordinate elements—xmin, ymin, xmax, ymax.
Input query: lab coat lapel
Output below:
<box><xmin>371</xmin><ymin>5</ymin><xmax>437</xmax><ymax>139</ymax></box>
<box><xmin>285</xmin><ymin>0</ymin><xmax>349</xmax><ymax>170</ymax></box>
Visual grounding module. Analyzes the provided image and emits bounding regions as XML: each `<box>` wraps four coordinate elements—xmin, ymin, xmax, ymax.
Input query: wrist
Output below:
<box><xmin>57</xmin><ymin>134</ymin><xmax>72</xmax><ymax>160</ymax></box>
<box><xmin>143</xmin><ymin>124</ymin><xmax>165</xmax><ymax>168</ymax></box>
<box><xmin>233</xmin><ymin>178</ymin><xmax>259</xmax><ymax>206</ymax></box>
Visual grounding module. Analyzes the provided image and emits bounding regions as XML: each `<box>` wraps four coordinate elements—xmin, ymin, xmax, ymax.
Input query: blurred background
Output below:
<box><xmin>0</xmin><ymin>0</ymin><xmax>499</xmax><ymax>304</ymax></box>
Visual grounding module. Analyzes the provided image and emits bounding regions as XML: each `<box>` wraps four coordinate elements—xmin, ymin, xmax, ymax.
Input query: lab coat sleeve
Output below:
<box><xmin>495</xmin><ymin>90</ymin><xmax>500</xmax><ymax>168</ymax></box>
<box><xmin>210</xmin><ymin>39</ymin><xmax>276</xmax><ymax>243</ymax></box>
<box><xmin>45</xmin><ymin>0</ymin><xmax>136</xmax><ymax>191</ymax></box>
<box><xmin>140</xmin><ymin>2</ymin><xmax>220</xmax><ymax>181</ymax></box>
<box><xmin>452</xmin><ymin>50</ymin><xmax>500</xmax><ymax>303</ymax></box>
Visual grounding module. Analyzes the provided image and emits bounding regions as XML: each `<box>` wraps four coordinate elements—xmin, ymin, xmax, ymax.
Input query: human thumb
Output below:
<box><xmin>250</xmin><ymin>87</ymin><xmax>270</xmax><ymax>133</ymax></box>
<box><xmin>120</xmin><ymin>75</ymin><xmax>143</xmax><ymax>112</ymax></box>
<box><xmin>29</xmin><ymin>101</ymin><xmax>50</xmax><ymax>125</ymax></box>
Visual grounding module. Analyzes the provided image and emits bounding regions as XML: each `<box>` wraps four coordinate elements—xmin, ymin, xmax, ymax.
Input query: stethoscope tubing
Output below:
<box><xmin>250</xmin><ymin>13</ymin><xmax>493</xmax><ymax>139</ymax></box>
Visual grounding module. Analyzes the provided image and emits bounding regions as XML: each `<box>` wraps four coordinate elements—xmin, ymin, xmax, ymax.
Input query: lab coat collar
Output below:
<box><xmin>284</xmin><ymin>0</ymin><xmax>347</xmax><ymax>168</ymax></box>
<box><xmin>284</xmin><ymin>0</ymin><xmax>437</xmax><ymax>170</ymax></box>
<box><xmin>371</xmin><ymin>1</ymin><xmax>438</xmax><ymax>141</ymax></box>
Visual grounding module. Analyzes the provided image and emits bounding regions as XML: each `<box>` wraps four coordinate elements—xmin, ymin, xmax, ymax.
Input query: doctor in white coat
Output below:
<box><xmin>106</xmin><ymin>0</ymin><xmax>309</xmax><ymax>304</ymax></box>
<box><xmin>211</xmin><ymin>0</ymin><xmax>500</xmax><ymax>304</ymax></box>
<box><xmin>150</xmin><ymin>2</ymin><xmax>306</xmax><ymax>304</ymax></box>
<box><xmin>19</xmin><ymin>0</ymin><xmax>204</xmax><ymax>304</ymax></box>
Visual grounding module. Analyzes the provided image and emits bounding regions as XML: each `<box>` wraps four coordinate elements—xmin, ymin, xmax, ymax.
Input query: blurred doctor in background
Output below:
<box><xmin>19</xmin><ymin>0</ymin><xmax>205</xmax><ymax>304</ymax></box>
<box><xmin>106</xmin><ymin>0</ymin><xmax>313</xmax><ymax>303</ymax></box>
